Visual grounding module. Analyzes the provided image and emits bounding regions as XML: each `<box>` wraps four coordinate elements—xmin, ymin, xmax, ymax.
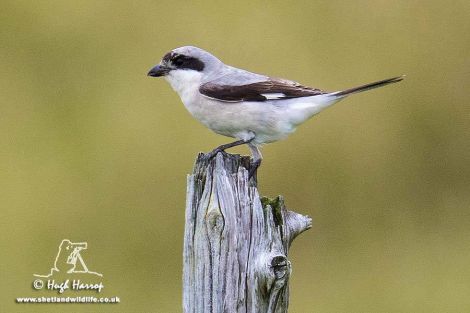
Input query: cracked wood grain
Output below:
<box><xmin>183</xmin><ymin>152</ymin><xmax>312</xmax><ymax>313</ymax></box>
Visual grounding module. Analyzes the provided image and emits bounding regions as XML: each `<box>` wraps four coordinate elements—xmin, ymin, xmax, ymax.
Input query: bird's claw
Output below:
<box><xmin>202</xmin><ymin>146</ymin><xmax>261</xmax><ymax>181</ymax></box>
<box><xmin>202</xmin><ymin>148</ymin><xmax>222</xmax><ymax>163</ymax></box>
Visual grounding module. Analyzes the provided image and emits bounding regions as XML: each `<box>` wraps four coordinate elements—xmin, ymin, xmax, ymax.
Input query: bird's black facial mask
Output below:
<box><xmin>169</xmin><ymin>53</ymin><xmax>205</xmax><ymax>71</ymax></box>
<box><xmin>148</xmin><ymin>52</ymin><xmax>204</xmax><ymax>77</ymax></box>
<box><xmin>168</xmin><ymin>52</ymin><xmax>205</xmax><ymax>70</ymax></box>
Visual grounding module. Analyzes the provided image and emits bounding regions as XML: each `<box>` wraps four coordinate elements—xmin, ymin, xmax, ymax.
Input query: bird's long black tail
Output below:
<box><xmin>333</xmin><ymin>75</ymin><xmax>405</xmax><ymax>97</ymax></box>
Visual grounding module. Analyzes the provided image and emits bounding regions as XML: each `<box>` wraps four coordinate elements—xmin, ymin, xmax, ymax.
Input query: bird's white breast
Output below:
<box><xmin>165</xmin><ymin>70</ymin><xmax>224</xmax><ymax>132</ymax></box>
<box><xmin>165</xmin><ymin>70</ymin><xmax>203</xmax><ymax>107</ymax></box>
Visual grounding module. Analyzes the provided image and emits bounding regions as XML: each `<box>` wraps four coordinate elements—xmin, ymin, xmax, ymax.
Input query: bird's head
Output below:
<box><xmin>148</xmin><ymin>46</ymin><xmax>223</xmax><ymax>89</ymax></box>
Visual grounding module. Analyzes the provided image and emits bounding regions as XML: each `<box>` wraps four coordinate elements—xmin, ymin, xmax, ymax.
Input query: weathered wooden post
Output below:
<box><xmin>183</xmin><ymin>152</ymin><xmax>312</xmax><ymax>313</ymax></box>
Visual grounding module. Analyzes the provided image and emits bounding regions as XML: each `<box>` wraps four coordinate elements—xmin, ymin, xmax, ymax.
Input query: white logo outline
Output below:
<box><xmin>34</xmin><ymin>239</ymin><xmax>103</xmax><ymax>278</ymax></box>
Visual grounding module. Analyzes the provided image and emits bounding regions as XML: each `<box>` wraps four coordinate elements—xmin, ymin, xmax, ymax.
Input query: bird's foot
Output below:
<box><xmin>204</xmin><ymin>139</ymin><xmax>249</xmax><ymax>161</ymax></box>
<box><xmin>203</xmin><ymin>147</ymin><xmax>223</xmax><ymax>161</ymax></box>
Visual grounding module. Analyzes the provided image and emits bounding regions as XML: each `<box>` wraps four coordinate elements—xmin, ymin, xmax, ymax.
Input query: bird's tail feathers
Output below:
<box><xmin>330</xmin><ymin>75</ymin><xmax>405</xmax><ymax>98</ymax></box>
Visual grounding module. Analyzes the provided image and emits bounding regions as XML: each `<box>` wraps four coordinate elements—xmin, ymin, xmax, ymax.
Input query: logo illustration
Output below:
<box><xmin>34</xmin><ymin>239</ymin><xmax>102</xmax><ymax>278</ymax></box>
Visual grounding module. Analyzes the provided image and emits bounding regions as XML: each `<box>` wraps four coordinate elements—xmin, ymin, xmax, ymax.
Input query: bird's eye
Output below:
<box><xmin>172</xmin><ymin>56</ymin><xmax>185</xmax><ymax>67</ymax></box>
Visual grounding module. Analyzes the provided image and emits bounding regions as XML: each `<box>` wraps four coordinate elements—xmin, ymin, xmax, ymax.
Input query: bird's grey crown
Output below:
<box><xmin>160</xmin><ymin>46</ymin><xmax>209</xmax><ymax>73</ymax></box>
<box><xmin>161</xmin><ymin>46</ymin><xmax>225</xmax><ymax>78</ymax></box>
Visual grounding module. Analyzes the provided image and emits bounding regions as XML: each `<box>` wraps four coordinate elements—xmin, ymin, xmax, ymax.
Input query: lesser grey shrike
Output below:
<box><xmin>148</xmin><ymin>46</ymin><xmax>403</xmax><ymax>177</ymax></box>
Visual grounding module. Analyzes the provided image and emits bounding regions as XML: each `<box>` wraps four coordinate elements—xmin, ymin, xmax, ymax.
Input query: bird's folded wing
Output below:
<box><xmin>199</xmin><ymin>78</ymin><xmax>328</xmax><ymax>102</ymax></box>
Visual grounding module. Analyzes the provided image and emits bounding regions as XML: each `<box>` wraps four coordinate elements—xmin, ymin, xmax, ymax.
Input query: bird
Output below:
<box><xmin>148</xmin><ymin>46</ymin><xmax>403</xmax><ymax>177</ymax></box>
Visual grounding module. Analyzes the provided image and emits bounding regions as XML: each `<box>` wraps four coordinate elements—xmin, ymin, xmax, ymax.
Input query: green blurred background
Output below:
<box><xmin>1</xmin><ymin>1</ymin><xmax>469</xmax><ymax>312</ymax></box>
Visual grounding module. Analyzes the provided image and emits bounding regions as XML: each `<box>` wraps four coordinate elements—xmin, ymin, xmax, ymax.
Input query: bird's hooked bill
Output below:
<box><xmin>147</xmin><ymin>64</ymin><xmax>170</xmax><ymax>77</ymax></box>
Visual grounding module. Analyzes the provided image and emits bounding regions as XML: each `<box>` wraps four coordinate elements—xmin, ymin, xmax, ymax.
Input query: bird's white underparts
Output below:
<box><xmin>148</xmin><ymin>46</ymin><xmax>404</xmax><ymax>176</ymax></box>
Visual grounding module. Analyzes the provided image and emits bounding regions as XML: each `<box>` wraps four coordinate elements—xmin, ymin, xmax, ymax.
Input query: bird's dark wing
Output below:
<box><xmin>199</xmin><ymin>78</ymin><xmax>328</xmax><ymax>102</ymax></box>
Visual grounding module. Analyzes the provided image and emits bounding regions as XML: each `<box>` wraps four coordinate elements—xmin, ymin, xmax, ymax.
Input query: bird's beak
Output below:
<box><xmin>147</xmin><ymin>64</ymin><xmax>170</xmax><ymax>77</ymax></box>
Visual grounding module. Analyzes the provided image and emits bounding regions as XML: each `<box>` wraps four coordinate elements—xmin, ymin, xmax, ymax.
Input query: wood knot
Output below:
<box><xmin>270</xmin><ymin>255</ymin><xmax>290</xmax><ymax>280</ymax></box>
<box><xmin>206</xmin><ymin>209</ymin><xmax>225</xmax><ymax>233</ymax></box>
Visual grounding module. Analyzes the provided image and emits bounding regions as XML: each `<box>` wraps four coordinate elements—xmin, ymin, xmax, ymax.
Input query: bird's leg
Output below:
<box><xmin>204</xmin><ymin>134</ymin><xmax>260</xmax><ymax>180</ymax></box>
<box><xmin>205</xmin><ymin>139</ymin><xmax>250</xmax><ymax>160</ymax></box>
<box><xmin>248</xmin><ymin>144</ymin><xmax>262</xmax><ymax>180</ymax></box>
